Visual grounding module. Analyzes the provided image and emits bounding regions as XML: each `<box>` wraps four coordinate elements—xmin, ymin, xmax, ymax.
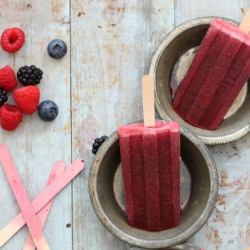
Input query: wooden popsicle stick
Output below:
<box><xmin>0</xmin><ymin>145</ymin><xmax>50</xmax><ymax>250</ymax></box>
<box><xmin>23</xmin><ymin>161</ymin><xmax>65</xmax><ymax>250</ymax></box>
<box><xmin>142</xmin><ymin>75</ymin><xmax>155</xmax><ymax>127</ymax></box>
<box><xmin>0</xmin><ymin>159</ymin><xmax>84</xmax><ymax>247</ymax></box>
<box><xmin>239</xmin><ymin>9</ymin><xmax>250</xmax><ymax>33</ymax></box>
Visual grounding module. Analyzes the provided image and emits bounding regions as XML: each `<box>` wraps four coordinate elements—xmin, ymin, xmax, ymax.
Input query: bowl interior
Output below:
<box><xmin>90</xmin><ymin>130</ymin><xmax>217</xmax><ymax>248</ymax></box>
<box><xmin>153</xmin><ymin>18</ymin><xmax>250</xmax><ymax>143</ymax></box>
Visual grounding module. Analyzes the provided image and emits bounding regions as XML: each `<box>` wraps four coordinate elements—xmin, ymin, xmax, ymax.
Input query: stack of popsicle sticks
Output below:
<box><xmin>23</xmin><ymin>161</ymin><xmax>65</xmax><ymax>250</ymax></box>
<box><xmin>0</xmin><ymin>144</ymin><xmax>84</xmax><ymax>249</ymax></box>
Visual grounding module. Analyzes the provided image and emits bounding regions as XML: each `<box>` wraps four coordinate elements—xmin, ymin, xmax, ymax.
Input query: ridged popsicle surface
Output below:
<box><xmin>173</xmin><ymin>18</ymin><xmax>250</xmax><ymax>130</ymax></box>
<box><xmin>117</xmin><ymin>121</ymin><xmax>180</xmax><ymax>231</ymax></box>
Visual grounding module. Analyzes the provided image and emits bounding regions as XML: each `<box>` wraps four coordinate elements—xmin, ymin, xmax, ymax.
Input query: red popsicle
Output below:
<box><xmin>117</xmin><ymin>75</ymin><xmax>180</xmax><ymax>231</ymax></box>
<box><xmin>173</xmin><ymin>17</ymin><xmax>250</xmax><ymax>130</ymax></box>
<box><xmin>118</xmin><ymin>122</ymin><xmax>180</xmax><ymax>231</ymax></box>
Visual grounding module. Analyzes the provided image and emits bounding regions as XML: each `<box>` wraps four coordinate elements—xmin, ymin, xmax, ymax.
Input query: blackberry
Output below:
<box><xmin>92</xmin><ymin>135</ymin><xmax>108</xmax><ymax>154</ymax></box>
<box><xmin>0</xmin><ymin>89</ymin><xmax>8</xmax><ymax>106</ymax></box>
<box><xmin>17</xmin><ymin>65</ymin><xmax>43</xmax><ymax>85</ymax></box>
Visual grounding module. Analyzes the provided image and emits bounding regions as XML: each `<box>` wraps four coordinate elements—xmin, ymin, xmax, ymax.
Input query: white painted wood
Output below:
<box><xmin>0</xmin><ymin>1</ymin><xmax>72</xmax><ymax>250</ymax></box>
<box><xmin>175</xmin><ymin>0</ymin><xmax>249</xmax><ymax>25</ymax></box>
<box><xmin>175</xmin><ymin>1</ymin><xmax>250</xmax><ymax>250</ymax></box>
<box><xmin>71</xmin><ymin>1</ymin><xmax>174</xmax><ymax>249</ymax></box>
<box><xmin>1</xmin><ymin>0</ymin><xmax>249</xmax><ymax>249</ymax></box>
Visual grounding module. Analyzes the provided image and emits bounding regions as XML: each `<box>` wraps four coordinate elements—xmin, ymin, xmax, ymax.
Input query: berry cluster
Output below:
<box><xmin>0</xmin><ymin>27</ymin><xmax>60</xmax><ymax>131</ymax></box>
<box><xmin>92</xmin><ymin>136</ymin><xmax>108</xmax><ymax>154</ymax></box>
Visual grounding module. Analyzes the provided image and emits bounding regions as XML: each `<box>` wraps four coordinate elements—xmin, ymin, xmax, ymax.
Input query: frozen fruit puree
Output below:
<box><xmin>173</xmin><ymin>18</ymin><xmax>250</xmax><ymax>130</ymax></box>
<box><xmin>117</xmin><ymin>121</ymin><xmax>180</xmax><ymax>231</ymax></box>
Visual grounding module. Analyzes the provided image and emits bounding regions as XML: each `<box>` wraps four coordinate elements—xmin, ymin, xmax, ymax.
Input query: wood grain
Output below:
<box><xmin>175</xmin><ymin>1</ymin><xmax>250</xmax><ymax>250</ymax></box>
<box><xmin>0</xmin><ymin>0</ymin><xmax>249</xmax><ymax>249</ymax></box>
<box><xmin>0</xmin><ymin>1</ymin><xmax>72</xmax><ymax>250</ymax></box>
<box><xmin>71</xmin><ymin>0</ymin><xmax>174</xmax><ymax>249</ymax></box>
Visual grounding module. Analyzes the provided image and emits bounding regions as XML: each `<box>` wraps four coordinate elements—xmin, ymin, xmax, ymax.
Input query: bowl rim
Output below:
<box><xmin>88</xmin><ymin>126</ymin><xmax>218</xmax><ymax>249</ymax></box>
<box><xmin>149</xmin><ymin>16</ymin><xmax>250</xmax><ymax>145</ymax></box>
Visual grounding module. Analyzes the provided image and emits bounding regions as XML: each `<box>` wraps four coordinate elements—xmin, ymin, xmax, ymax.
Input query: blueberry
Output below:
<box><xmin>47</xmin><ymin>39</ymin><xmax>67</xmax><ymax>59</ymax></box>
<box><xmin>38</xmin><ymin>100</ymin><xmax>59</xmax><ymax>121</ymax></box>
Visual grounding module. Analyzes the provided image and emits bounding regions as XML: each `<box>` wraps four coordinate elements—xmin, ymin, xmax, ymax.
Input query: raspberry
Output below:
<box><xmin>0</xmin><ymin>104</ymin><xmax>23</xmax><ymax>131</ymax></box>
<box><xmin>13</xmin><ymin>86</ymin><xmax>40</xmax><ymax>114</ymax></box>
<box><xmin>1</xmin><ymin>27</ymin><xmax>25</xmax><ymax>53</ymax></box>
<box><xmin>0</xmin><ymin>66</ymin><xmax>17</xmax><ymax>91</ymax></box>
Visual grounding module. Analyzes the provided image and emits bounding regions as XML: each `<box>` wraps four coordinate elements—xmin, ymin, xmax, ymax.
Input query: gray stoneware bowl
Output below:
<box><xmin>89</xmin><ymin>126</ymin><xmax>218</xmax><ymax>249</ymax></box>
<box><xmin>150</xmin><ymin>17</ymin><xmax>250</xmax><ymax>144</ymax></box>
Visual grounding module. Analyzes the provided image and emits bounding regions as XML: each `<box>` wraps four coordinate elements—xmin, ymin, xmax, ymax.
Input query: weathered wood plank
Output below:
<box><xmin>0</xmin><ymin>1</ymin><xmax>72</xmax><ymax>249</ymax></box>
<box><xmin>71</xmin><ymin>0</ymin><xmax>174</xmax><ymax>249</ymax></box>
<box><xmin>175</xmin><ymin>0</ymin><xmax>249</xmax><ymax>25</ymax></box>
<box><xmin>2</xmin><ymin>1</ymin><xmax>249</xmax><ymax>249</ymax></box>
<box><xmin>175</xmin><ymin>1</ymin><xmax>250</xmax><ymax>250</ymax></box>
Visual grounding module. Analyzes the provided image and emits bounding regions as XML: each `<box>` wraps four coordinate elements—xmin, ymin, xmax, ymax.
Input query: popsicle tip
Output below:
<box><xmin>72</xmin><ymin>159</ymin><xmax>84</xmax><ymax>170</ymax></box>
<box><xmin>239</xmin><ymin>8</ymin><xmax>250</xmax><ymax>33</ymax></box>
<box><xmin>243</xmin><ymin>8</ymin><xmax>250</xmax><ymax>15</ymax></box>
<box><xmin>142</xmin><ymin>74</ymin><xmax>153</xmax><ymax>81</ymax></box>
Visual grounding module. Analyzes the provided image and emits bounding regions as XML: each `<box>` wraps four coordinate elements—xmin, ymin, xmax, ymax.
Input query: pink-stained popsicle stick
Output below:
<box><xmin>0</xmin><ymin>145</ymin><xmax>50</xmax><ymax>250</ymax></box>
<box><xmin>0</xmin><ymin>158</ymin><xmax>84</xmax><ymax>247</ymax></box>
<box><xmin>23</xmin><ymin>161</ymin><xmax>65</xmax><ymax>250</ymax></box>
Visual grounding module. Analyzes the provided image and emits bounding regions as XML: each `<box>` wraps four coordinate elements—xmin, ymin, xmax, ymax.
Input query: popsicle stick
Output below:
<box><xmin>23</xmin><ymin>161</ymin><xmax>65</xmax><ymax>250</ymax></box>
<box><xmin>239</xmin><ymin>9</ymin><xmax>250</xmax><ymax>33</ymax></box>
<box><xmin>142</xmin><ymin>75</ymin><xmax>155</xmax><ymax>127</ymax></box>
<box><xmin>0</xmin><ymin>145</ymin><xmax>50</xmax><ymax>250</ymax></box>
<box><xmin>0</xmin><ymin>159</ymin><xmax>84</xmax><ymax>247</ymax></box>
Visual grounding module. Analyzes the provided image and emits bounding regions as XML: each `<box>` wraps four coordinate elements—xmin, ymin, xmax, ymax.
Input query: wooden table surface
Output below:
<box><xmin>0</xmin><ymin>0</ymin><xmax>250</xmax><ymax>249</ymax></box>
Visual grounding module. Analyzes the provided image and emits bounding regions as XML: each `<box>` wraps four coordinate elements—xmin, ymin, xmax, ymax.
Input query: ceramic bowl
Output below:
<box><xmin>89</xmin><ymin>126</ymin><xmax>218</xmax><ymax>249</ymax></box>
<box><xmin>150</xmin><ymin>17</ymin><xmax>250</xmax><ymax>144</ymax></box>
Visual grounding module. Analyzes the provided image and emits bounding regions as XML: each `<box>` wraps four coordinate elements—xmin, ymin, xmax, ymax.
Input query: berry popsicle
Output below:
<box><xmin>173</xmin><ymin>14</ymin><xmax>250</xmax><ymax>130</ymax></box>
<box><xmin>117</xmin><ymin>76</ymin><xmax>180</xmax><ymax>231</ymax></box>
